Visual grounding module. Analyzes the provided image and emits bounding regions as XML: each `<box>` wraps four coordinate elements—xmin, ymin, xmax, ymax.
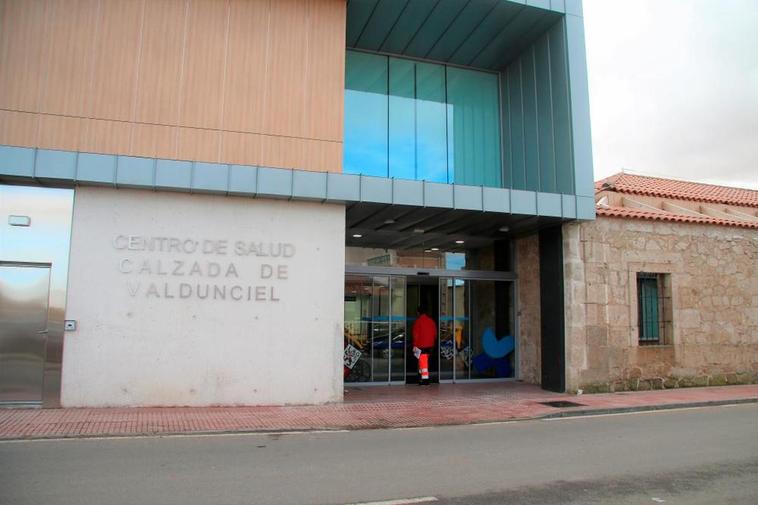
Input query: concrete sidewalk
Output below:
<box><xmin>1</xmin><ymin>383</ymin><xmax>757</xmax><ymax>441</ymax></box>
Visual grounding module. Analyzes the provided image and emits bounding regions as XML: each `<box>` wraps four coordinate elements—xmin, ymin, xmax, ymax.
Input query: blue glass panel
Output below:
<box><xmin>447</xmin><ymin>67</ymin><xmax>501</xmax><ymax>187</ymax></box>
<box><xmin>415</xmin><ymin>62</ymin><xmax>448</xmax><ymax>183</ymax></box>
<box><xmin>344</xmin><ymin>51</ymin><xmax>388</xmax><ymax>177</ymax></box>
<box><xmin>388</xmin><ymin>58</ymin><xmax>415</xmax><ymax>180</ymax></box>
<box><xmin>344</xmin><ymin>50</ymin><xmax>504</xmax><ymax>188</ymax></box>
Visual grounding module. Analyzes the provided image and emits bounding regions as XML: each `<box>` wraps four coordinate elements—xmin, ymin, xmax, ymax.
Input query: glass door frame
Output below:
<box><xmin>345</xmin><ymin>265</ymin><xmax>519</xmax><ymax>384</ymax></box>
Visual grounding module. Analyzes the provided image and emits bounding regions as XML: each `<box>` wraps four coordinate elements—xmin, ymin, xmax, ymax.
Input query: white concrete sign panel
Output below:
<box><xmin>62</xmin><ymin>187</ymin><xmax>345</xmax><ymax>407</ymax></box>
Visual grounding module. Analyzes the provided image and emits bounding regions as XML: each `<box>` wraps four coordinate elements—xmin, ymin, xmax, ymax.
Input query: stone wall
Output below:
<box><xmin>563</xmin><ymin>217</ymin><xmax>758</xmax><ymax>393</ymax></box>
<box><xmin>516</xmin><ymin>234</ymin><xmax>541</xmax><ymax>384</ymax></box>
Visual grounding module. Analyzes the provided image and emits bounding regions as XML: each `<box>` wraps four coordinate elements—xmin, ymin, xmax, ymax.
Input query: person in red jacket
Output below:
<box><xmin>412</xmin><ymin>306</ymin><xmax>437</xmax><ymax>386</ymax></box>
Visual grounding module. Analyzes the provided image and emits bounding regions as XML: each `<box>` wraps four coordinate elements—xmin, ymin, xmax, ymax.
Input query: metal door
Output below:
<box><xmin>0</xmin><ymin>264</ymin><xmax>51</xmax><ymax>404</ymax></box>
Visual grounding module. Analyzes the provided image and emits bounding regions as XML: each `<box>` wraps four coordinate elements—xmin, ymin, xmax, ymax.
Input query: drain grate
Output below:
<box><xmin>540</xmin><ymin>400</ymin><xmax>586</xmax><ymax>408</ymax></box>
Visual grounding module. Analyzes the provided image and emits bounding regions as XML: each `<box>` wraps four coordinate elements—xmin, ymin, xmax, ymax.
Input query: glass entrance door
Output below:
<box><xmin>455</xmin><ymin>279</ymin><xmax>516</xmax><ymax>380</ymax></box>
<box><xmin>345</xmin><ymin>273</ymin><xmax>516</xmax><ymax>385</ymax></box>
<box><xmin>344</xmin><ymin>275</ymin><xmax>405</xmax><ymax>384</ymax></box>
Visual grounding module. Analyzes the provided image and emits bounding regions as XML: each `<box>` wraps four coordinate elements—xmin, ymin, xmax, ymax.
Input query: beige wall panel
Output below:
<box><xmin>305</xmin><ymin>139</ymin><xmax>341</xmax><ymax>173</ymax></box>
<box><xmin>37</xmin><ymin>114</ymin><xmax>82</xmax><ymax>150</ymax></box>
<box><xmin>134</xmin><ymin>0</ymin><xmax>187</xmax><ymax>125</ymax></box>
<box><xmin>259</xmin><ymin>135</ymin><xmax>307</xmax><ymax>170</ymax></box>
<box><xmin>304</xmin><ymin>0</ymin><xmax>345</xmax><ymax>143</ymax></box>
<box><xmin>130</xmin><ymin>123</ymin><xmax>176</xmax><ymax>159</ymax></box>
<box><xmin>0</xmin><ymin>0</ymin><xmax>46</xmax><ymax>111</ymax></box>
<box><xmin>0</xmin><ymin>110</ymin><xmax>39</xmax><ymax>147</ymax></box>
<box><xmin>176</xmin><ymin>127</ymin><xmax>221</xmax><ymax>163</ymax></box>
<box><xmin>222</xmin><ymin>0</ymin><xmax>270</xmax><ymax>134</ymax></box>
<box><xmin>79</xmin><ymin>118</ymin><xmax>131</xmax><ymax>155</ymax></box>
<box><xmin>220</xmin><ymin>131</ymin><xmax>262</xmax><ymax>166</ymax></box>
<box><xmin>264</xmin><ymin>0</ymin><xmax>308</xmax><ymax>139</ymax></box>
<box><xmin>179</xmin><ymin>0</ymin><xmax>228</xmax><ymax>129</ymax></box>
<box><xmin>86</xmin><ymin>0</ymin><xmax>144</xmax><ymax>121</ymax></box>
<box><xmin>38</xmin><ymin>0</ymin><xmax>98</xmax><ymax>117</ymax></box>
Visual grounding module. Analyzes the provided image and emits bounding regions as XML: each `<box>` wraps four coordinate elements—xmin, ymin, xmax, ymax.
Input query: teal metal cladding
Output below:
<box><xmin>344</xmin><ymin>50</ymin><xmax>502</xmax><ymax>187</ymax></box>
<box><xmin>502</xmin><ymin>19</ymin><xmax>574</xmax><ymax>195</ymax></box>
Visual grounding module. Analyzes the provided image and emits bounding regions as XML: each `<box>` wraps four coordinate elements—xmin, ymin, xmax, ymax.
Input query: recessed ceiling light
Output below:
<box><xmin>424</xmin><ymin>249</ymin><xmax>431</xmax><ymax>253</ymax></box>
<box><xmin>384</xmin><ymin>219</ymin><xmax>396</xmax><ymax>224</ymax></box>
<box><xmin>430</xmin><ymin>247</ymin><xmax>440</xmax><ymax>251</ymax></box>
<box><xmin>455</xmin><ymin>240</ymin><xmax>465</xmax><ymax>244</ymax></box>
<box><xmin>352</xmin><ymin>234</ymin><xmax>363</xmax><ymax>238</ymax></box>
<box><xmin>413</xmin><ymin>228</ymin><xmax>425</xmax><ymax>234</ymax></box>
<box><xmin>499</xmin><ymin>226</ymin><xmax>510</xmax><ymax>232</ymax></box>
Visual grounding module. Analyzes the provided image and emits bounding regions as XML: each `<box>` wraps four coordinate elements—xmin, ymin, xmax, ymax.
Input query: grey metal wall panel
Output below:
<box><xmin>360</xmin><ymin>176</ymin><xmax>392</xmax><ymax>204</ymax></box>
<box><xmin>527</xmin><ymin>0</ymin><xmax>551</xmax><ymax>11</ymax></box>
<box><xmin>0</xmin><ymin>146</ymin><xmax>34</xmax><ymax>178</ymax></box>
<box><xmin>77</xmin><ymin>153</ymin><xmax>116</xmax><ymax>185</ymax></box>
<box><xmin>155</xmin><ymin>160</ymin><xmax>192</xmax><ymax>190</ymax></box>
<box><xmin>511</xmin><ymin>188</ymin><xmax>537</xmax><ymax>215</ymax></box>
<box><xmin>292</xmin><ymin>170</ymin><xmax>327</xmax><ymax>200</ymax></box>
<box><xmin>192</xmin><ymin>162</ymin><xmax>229</xmax><ymax>194</ymax></box>
<box><xmin>228</xmin><ymin>164</ymin><xmax>257</xmax><ymax>196</ymax></box>
<box><xmin>562</xmin><ymin>194</ymin><xmax>577</xmax><ymax>219</ymax></box>
<box><xmin>35</xmin><ymin>150</ymin><xmax>76</xmax><ymax>180</ymax></box>
<box><xmin>507</xmin><ymin>62</ymin><xmax>526</xmax><ymax>189</ymax></box>
<box><xmin>116</xmin><ymin>156</ymin><xmax>154</xmax><ymax>187</ymax></box>
<box><xmin>392</xmin><ymin>179</ymin><xmax>423</xmax><ymax>206</ymax></box>
<box><xmin>535</xmin><ymin>34</ymin><xmax>556</xmax><ymax>193</ymax></box>
<box><xmin>483</xmin><ymin>187</ymin><xmax>510</xmax><ymax>213</ymax></box>
<box><xmin>257</xmin><ymin>166</ymin><xmax>292</xmax><ymax>198</ymax></box>
<box><xmin>565</xmin><ymin>13</ymin><xmax>594</xmax><ymax>197</ymax></box>
<box><xmin>0</xmin><ymin>145</ymin><xmax>591</xmax><ymax>222</ymax></box>
<box><xmin>576</xmin><ymin>195</ymin><xmax>596</xmax><ymax>219</ymax></box>
<box><xmin>521</xmin><ymin>49</ymin><xmax>540</xmax><ymax>192</ymax></box>
<box><xmin>565</xmin><ymin>0</ymin><xmax>583</xmax><ymax>16</ymax></box>
<box><xmin>424</xmin><ymin>181</ymin><xmax>454</xmax><ymax>208</ymax></box>
<box><xmin>454</xmin><ymin>185</ymin><xmax>483</xmax><ymax>210</ymax></box>
<box><xmin>549</xmin><ymin>19</ymin><xmax>574</xmax><ymax>194</ymax></box>
<box><xmin>500</xmin><ymin>15</ymin><xmax>591</xmax><ymax>201</ymax></box>
<box><xmin>550</xmin><ymin>0</ymin><xmax>566</xmax><ymax>13</ymax></box>
<box><xmin>327</xmin><ymin>173</ymin><xmax>360</xmax><ymax>201</ymax></box>
<box><xmin>537</xmin><ymin>192</ymin><xmax>562</xmax><ymax>217</ymax></box>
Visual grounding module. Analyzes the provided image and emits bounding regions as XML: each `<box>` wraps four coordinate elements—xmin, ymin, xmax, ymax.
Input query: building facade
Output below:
<box><xmin>0</xmin><ymin>0</ymin><xmax>594</xmax><ymax>407</ymax></box>
<box><xmin>565</xmin><ymin>174</ymin><xmax>758</xmax><ymax>393</ymax></box>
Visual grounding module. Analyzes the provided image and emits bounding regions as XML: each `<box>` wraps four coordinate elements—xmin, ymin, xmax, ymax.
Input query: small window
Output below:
<box><xmin>637</xmin><ymin>273</ymin><xmax>672</xmax><ymax>345</ymax></box>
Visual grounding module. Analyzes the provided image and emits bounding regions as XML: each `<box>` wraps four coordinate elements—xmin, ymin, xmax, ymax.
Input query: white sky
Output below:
<box><xmin>583</xmin><ymin>0</ymin><xmax>758</xmax><ymax>189</ymax></box>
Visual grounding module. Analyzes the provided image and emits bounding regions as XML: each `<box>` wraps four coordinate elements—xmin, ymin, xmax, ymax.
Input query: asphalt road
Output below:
<box><xmin>1</xmin><ymin>404</ymin><xmax>757</xmax><ymax>505</ymax></box>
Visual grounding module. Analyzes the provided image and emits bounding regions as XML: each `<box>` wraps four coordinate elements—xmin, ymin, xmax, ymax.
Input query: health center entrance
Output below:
<box><xmin>343</xmin><ymin>271</ymin><xmax>516</xmax><ymax>385</ymax></box>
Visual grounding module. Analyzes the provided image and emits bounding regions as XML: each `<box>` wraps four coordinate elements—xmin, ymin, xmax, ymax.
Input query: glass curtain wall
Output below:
<box><xmin>345</xmin><ymin>50</ymin><xmax>502</xmax><ymax>187</ymax></box>
<box><xmin>445</xmin><ymin>278</ymin><xmax>515</xmax><ymax>381</ymax></box>
<box><xmin>344</xmin><ymin>275</ymin><xmax>405</xmax><ymax>383</ymax></box>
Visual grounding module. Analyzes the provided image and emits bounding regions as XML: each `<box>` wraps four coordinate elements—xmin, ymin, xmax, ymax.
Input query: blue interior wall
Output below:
<box><xmin>501</xmin><ymin>19</ymin><xmax>575</xmax><ymax>196</ymax></box>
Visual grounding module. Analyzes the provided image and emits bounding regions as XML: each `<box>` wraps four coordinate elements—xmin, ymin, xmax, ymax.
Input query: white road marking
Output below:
<box><xmin>651</xmin><ymin>498</ymin><xmax>666</xmax><ymax>503</ymax></box>
<box><xmin>345</xmin><ymin>497</ymin><xmax>438</xmax><ymax>505</ymax></box>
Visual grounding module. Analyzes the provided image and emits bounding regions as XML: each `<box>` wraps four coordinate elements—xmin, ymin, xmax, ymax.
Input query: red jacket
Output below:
<box><xmin>412</xmin><ymin>313</ymin><xmax>437</xmax><ymax>349</ymax></box>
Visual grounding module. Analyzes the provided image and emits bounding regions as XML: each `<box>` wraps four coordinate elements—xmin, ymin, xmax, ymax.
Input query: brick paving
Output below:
<box><xmin>1</xmin><ymin>383</ymin><xmax>756</xmax><ymax>441</ymax></box>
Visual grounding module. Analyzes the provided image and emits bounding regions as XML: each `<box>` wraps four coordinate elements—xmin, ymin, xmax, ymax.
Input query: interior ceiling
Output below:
<box><xmin>345</xmin><ymin>202</ymin><xmax>564</xmax><ymax>251</ymax></box>
<box><xmin>346</xmin><ymin>0</ymin><xmax>562</xmax><ymax>71</ymax></box>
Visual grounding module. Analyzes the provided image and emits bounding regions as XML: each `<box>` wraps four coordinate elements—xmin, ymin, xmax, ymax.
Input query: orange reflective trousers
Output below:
<box><xmin>418</xmin><ymin>353</ymin><xmax>429</xmax><ymax>381</ymax></box>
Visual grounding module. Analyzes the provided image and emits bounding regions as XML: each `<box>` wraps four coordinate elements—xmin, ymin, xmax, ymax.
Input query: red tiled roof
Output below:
<box><xmin>595</xmin><ymin>206</ymin><xmax>758</xmax><ymax>229</ymax></box>
<box><xmin>596</xmin><ymin>173</ymin><xmax>758</xmax><ymax>208</ymax></box>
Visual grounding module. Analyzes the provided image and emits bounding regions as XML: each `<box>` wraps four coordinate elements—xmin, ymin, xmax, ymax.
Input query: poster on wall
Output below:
<box><xmin>344</xmin><ymin>344</ymin><xmax>362</xmax><ymax>369</ymax></box>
